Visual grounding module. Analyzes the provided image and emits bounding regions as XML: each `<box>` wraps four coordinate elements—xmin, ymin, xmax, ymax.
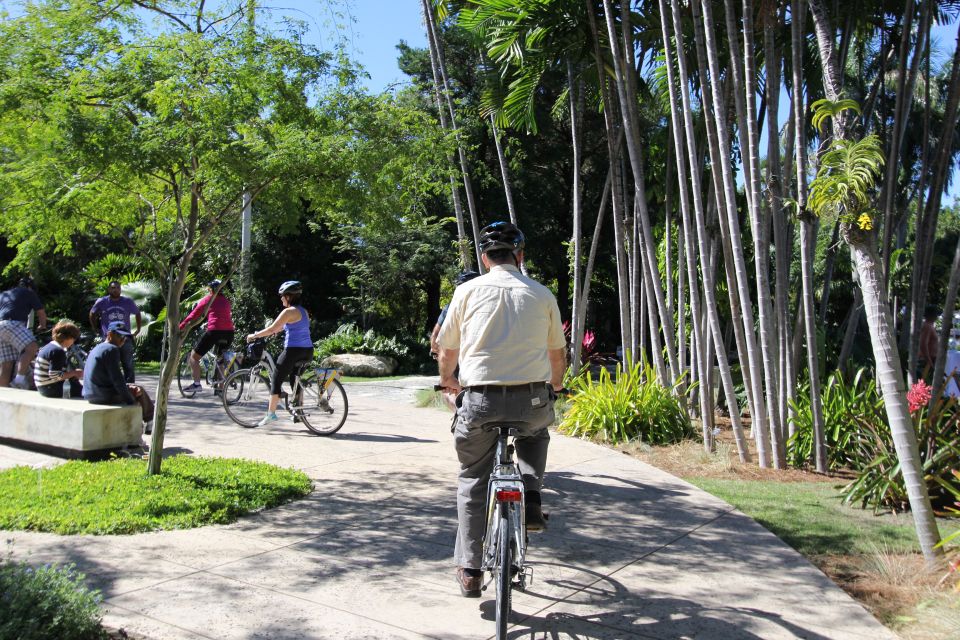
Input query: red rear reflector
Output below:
<box><xmin>496</xmin><ymin>490</ymin><xmax>522</xmax><ymax>502</ymax></box>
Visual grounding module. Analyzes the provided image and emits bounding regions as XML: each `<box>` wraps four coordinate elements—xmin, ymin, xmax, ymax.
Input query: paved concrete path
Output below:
<box><xmin>1</xmin><ymin>376</ymin><xmax>896</xmax><ymax>640</ymax></box>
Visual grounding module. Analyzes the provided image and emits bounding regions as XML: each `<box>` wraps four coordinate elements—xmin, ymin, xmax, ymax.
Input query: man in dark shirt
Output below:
<box><xmin>83</xmin><ymin>321</ymin><xmax>154</xmax><ymax>433</ymax></box>
<box><xmin>0</xmin><ymin>277</ymin><xmax>47</xmax><ymax>388</ymax></box>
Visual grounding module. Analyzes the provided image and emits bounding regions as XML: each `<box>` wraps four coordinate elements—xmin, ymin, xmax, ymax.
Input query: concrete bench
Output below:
<box><xmin>0</xmin><ymin>387</ymin><xmax>142</xmax><ymax>459</ymax></box>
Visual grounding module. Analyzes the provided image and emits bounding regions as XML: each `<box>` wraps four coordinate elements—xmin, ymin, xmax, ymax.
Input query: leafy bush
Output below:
<box><xmin>0</xmin><ymin>456</ymin><xmax>312</xmax><ymax>534</ymax></box>
<box><xmin>935</xmin><ymin>470</ymin><xmax>960</xmax><ymax>591</ymax></box>
<box><xmin>559</xmin><ymin>360</ymin><xmax>693</xmax><ymax>445</ymax></box>
<box><xmin>314</xmin><ymin>323</ymin><xmax>410</xmax><ymax>363</ymax></box>
<box><xmin>788</xmin><ymin>369</ymin><xmax>887</xmax><ymax>470</ymax></box>
<box><xmin>0</xmin><ymin>553</ymin><xmax>108</xmax><ymax>640</ymax></box>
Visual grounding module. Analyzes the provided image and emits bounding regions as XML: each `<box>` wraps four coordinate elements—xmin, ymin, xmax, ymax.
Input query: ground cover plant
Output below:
<box><xmin>0</xmin><ymin>456</ymin><xmax>312</xmax><ymax>534</ymax></box>
<box><xmin>0</xmin><ymin>552</ymin><xmax>108</xmax><ymax>640</ymax></box>
<box><xmin>559</xmin><ymin>360</ymin><xmax>693</xmax><ymax>445</ymax></box>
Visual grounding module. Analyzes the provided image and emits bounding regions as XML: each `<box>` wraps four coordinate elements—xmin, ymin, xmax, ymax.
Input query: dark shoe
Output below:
<box><xmin>525</xmin><ymin>490</ymin><xmax>548</xmax><ymax>532</ymax></box>
<box><xmin>525</xmin><ymin>503</ymin><xmax>548</xmax><ymax>532</ymax></box>
<box><xmin>456</xmin><ymin>567</ymin><xmax>482</xmax><ymax>598</ymax></box>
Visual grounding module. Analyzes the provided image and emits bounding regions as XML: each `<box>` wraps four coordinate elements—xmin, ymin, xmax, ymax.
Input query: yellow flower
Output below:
<box><xmin>857</xmin><ymin>213</ymin><xmax>873</xmax><ymax>230</ymax></box>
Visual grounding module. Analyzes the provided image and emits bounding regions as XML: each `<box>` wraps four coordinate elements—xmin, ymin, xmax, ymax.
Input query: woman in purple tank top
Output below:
<box><xmin>245</xmin><ymin>280</ymin><xmax>314</xmax><ymax>426</ymax></box>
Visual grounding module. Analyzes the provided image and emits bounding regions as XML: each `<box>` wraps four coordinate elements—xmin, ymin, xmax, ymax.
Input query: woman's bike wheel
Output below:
<box><xmin>293</xmin><ymin>376</ymin><xmax>348</xmax><ymax>436</ymax></box>
<box><xmin>495</xmin><ymin>506</ymin><xmax>513</xmax><ymax>640</ymax></box>
<box><xmin>177</xmin><ymin>352</ymin><xmax>203</xmax><ymax>398</ymax></box>
<box><xmin>222</xmin><ymin>366</ymin><xmax>271</xmax><ymax>427</ymax></box>
<box><xmin>218</xmin><ymin>361</ymin><xmax>244</xmax><ymax>405</ymax></box>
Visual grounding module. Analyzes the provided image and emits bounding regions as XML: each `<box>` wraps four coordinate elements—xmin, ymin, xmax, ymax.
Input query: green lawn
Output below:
<box><xmin>687</xmin><ymin>477</ymin><xmax>960</xmax><ymax>556</ymax></box>
<box><xmin>0</xmin><ymin>455</ymin><xmax>312</xmax><ymax>534</ymax></box>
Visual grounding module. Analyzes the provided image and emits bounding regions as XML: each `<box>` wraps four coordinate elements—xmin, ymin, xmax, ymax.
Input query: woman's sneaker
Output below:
<box><xmin>256</xmin><ymin>412</ymin><xmax>279</xmax><ymax>427</ymax></box>
<box><xmin>184</xmin><ymin>382</ymin><xmax>202</xmax><ymax>393</ymax></box>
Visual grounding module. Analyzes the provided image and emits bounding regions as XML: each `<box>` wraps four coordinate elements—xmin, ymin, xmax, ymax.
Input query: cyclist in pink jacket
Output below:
<box><xmin>179</xmin><ymin>279</ymin><xmax>235</xmax><ymax>393</ymax></box>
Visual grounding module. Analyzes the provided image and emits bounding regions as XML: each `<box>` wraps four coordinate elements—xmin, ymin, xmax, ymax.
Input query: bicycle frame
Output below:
<box><xmin>481</xmin><ymin>426</ymin><xmax>530</xmax><ymax>590</ymax></box>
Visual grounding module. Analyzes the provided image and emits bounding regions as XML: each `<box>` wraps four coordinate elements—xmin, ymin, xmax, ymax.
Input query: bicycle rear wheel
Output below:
<box><xmin>495</xmin><ymin>506</ymin><xmax>512</xmax><ymax>640</ymax></box>
<box><xmin>294</xmin><ymin>377</ymin><xmax>348</xmax><ymax>436</ymax></box>
<box><xmin>221</xmin><ymin>366</ymin><xmax>271</xmax><ymax>427</ymax></box>
<box><xmin>177</xmin><ymin>352</ymin><xmax>202</xmax><ymax>398</ymax></box>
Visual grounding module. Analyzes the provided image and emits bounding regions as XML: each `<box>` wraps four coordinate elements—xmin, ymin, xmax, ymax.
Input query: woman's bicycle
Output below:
<box><xmin>177</xmin><ymin>337</ymin><xmax>243</xmax><ymax>399</ymax></box>
<box><xmin>221</xmin><ymin>339</ymin><xmax>349</xmax><ymax>435</ymax></box>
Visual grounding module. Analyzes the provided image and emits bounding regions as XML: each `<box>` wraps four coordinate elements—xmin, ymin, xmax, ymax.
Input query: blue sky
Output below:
<box><xmin>261</xmin><ymin>0</ymin><xmax>427</xmax><ymax>92</ymax></box>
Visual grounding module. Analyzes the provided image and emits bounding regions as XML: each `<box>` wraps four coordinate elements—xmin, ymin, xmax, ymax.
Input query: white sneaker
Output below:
<box><xmin>256</xmin><ymin>412</ymin><xmax>278</xmax><ymax>427</ymax></box>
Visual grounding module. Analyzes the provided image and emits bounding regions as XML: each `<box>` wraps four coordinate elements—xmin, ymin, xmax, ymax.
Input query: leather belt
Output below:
<box><xmin>464</xmin><ymin>382</ymin><xmax>548</xmax><ymax>393</ymax></box>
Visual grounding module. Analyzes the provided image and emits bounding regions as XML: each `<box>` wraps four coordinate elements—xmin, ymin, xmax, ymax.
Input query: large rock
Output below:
<box><xmin>320</xmin><ymin>353</ymin><xmax>398</xmax><ymax>377</ymax></box>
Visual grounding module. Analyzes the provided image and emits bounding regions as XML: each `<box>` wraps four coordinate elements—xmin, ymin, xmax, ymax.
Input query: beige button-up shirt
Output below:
<box><xmin>437</xmin><ymin>264</ymin><xmax>566</xmax><ymax>387</ymax></box>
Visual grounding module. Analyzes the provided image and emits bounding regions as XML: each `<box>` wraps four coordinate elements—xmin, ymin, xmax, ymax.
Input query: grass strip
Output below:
<box><xmin>0</xmin><ymin>455</ymin><xmax>312</xmax><ymax>535</ymax></box>
<box><xmin>686</xmin><ymin>477</ymin><xmax>959</xmax><ymax>556</ymax></box>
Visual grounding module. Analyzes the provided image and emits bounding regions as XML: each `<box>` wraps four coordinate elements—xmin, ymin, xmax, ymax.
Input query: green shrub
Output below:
<box><xmin>0</xmin><ymin>554</ymin><xmax>108</xmax><ymax>640</ymax></box>
<box><xmin>559</xmin><ymin>360</ymin><xmax>693</xmax><ymax>445</ymax></box>
<box><xmin>787</xmin><ymin>368</ymin><xmax>887</xmax><ymax>470</ymax></box>
<box><xmin>0</xmin><ymin>456</ymin><xmax>312</xmax><ymax>534</ymax></box>
<box><xmin>839</xmin><ymin>398</ymin><xmax>960</xmax><ymax>513</ymax></box>
<box><xmin>314</xmin><ymin>323</ymin><xmax>409</xmax><ymax>363</ymax></box>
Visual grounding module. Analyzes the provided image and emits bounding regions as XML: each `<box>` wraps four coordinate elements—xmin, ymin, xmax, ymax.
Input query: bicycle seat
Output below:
<box><xmin>482</xmin><ymin>422</ymin><xmax>524</xmax><ymax>436</ymax></box>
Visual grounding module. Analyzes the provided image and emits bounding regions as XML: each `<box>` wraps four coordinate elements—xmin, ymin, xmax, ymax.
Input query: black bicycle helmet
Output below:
<box><xmin>278</xmin><ymin>280</ymin><xmax>302</xmax><ymax>295</ymax></box>
<box><xmin>18</xmin><ymin>276</ymin><xmax>34</xmax><ymax>289</ymax></box>
<box><xmin>455</xmin><ymin>270</ymin><xmax>481</xmax><ymax>286</ymax></box>
<box><xmin>478</xmin><ymin>221</ymin><xmax>525</xmax><ymax>254</ymax></box>
<box><xmin>208</xmin><ymin>279</ymin><xmax>223</xmax><ymax>289</ymax></box>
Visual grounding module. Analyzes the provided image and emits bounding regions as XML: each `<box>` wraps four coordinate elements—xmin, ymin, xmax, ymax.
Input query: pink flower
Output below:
<box><xmin>907</xmin><ymin>380</ymin><xmax>932</xmax><ymax>413</ymax></box>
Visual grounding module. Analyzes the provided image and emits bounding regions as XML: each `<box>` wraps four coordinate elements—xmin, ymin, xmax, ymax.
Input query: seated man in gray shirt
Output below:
<box><xmin>83</xmin><ymin>321</ymin><xmax>154</xmax><ymax>434</ymax></box>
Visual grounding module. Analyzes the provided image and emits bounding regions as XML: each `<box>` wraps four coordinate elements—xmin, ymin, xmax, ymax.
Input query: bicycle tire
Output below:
<box><xmin>218</xmin><ymin>360</ymin><xmax>244</xmax><ymax>405</ymax></box>
<box><xmin>295</xmin><ymin>377</ymin><xmax>348</xmax><ymax>436</ymax></box>
<box><xmin>495</xmin><ymin>505</ymin><xmax>512</xmax><ymax>640</ymax></box>
<box><xmin>221</xmin><ymin>366</ymin><xmax>271</xmax><ymax>427</ymax></box>
<box><xmin>177</xmin><ymin>352</ymin><xmax>201</xmax><ymax>398</ymax></box>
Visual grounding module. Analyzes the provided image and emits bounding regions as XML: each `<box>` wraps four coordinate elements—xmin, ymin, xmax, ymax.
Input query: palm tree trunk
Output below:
<box><xmin>601</xmin><ymin>0</ymin><xmax>679</xmax><ymax>383</ymax></box>
<box><xmin>664</xmin><ymin>0</ymin><xmax>750</xmax><ymax>459</ymax></box>
<box><xmin>691</xmin><ymin>0</ymin><xmax>773</xmax><ymax>465</ymax></box>
<box><xmin>849</xmin><ymin>237</ymin><xmax>943</xmax><ymax>564</ymax></box>
<box><xmin>421</xmin><ymin>0</ymin><xmax>483</xmax><ymax>269</ymax></box>
<box><xmin>808</xmin><ymin>0</ymin><xmax>943</xmax><ymax>565</ymax></box>
<box><xmin>567</xmin><ymin>62</ymin><xmax>585</xmax><ymax>369</ymax></box>
<box><xmin>489</xmin><ymin>114</ymin><xmax>518</xmax><ymax>226</ymax></box>
<box><xmin>420</xmin><ymin>0</ymin><xmax>471</xmax><ymax>268</ymax></box>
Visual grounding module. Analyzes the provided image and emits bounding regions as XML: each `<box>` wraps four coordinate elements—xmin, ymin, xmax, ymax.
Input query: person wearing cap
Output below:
<box><xmin>245</xmin><ymin>280</ymin><xmax>313</xmax><ymax>427</ymax></box>
<box><xmin>89</xmin><ymin>280</ymin><xmax>142</xmax><ymax>383</ymax></box>
<box><xmin>436</xmin><ymin>221</ymin><xmax>566</xmax><ymax>598</ymax></box>
<box><xmin>83</xmin><ymin>321</ymin><xmax>154</xmax><ymax>433</ymax></box>
<box><xmin>179</xmin><ymin>279</ymin><xmax>235</xmax><ymax>393</ymax></box>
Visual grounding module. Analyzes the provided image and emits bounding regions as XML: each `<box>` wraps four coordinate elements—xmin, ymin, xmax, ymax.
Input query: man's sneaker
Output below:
<box><xmin>10</xmin><ymin>377</ymin><xmax>30</xmax><ymax>390</ymax></box>
<box><xmin>256</xmin><ymin>412</ymin><xmax>279</xmax><ymax>427</ymax></box>
<box><xmin>184</xmin><ymin>382</ymin><xmax>202</xmax><ymax>393</ymax></box>
<box><xmin>456</xmin><ymin>567</ymin><xmax>482</xmax><ymax>598</ymax></box>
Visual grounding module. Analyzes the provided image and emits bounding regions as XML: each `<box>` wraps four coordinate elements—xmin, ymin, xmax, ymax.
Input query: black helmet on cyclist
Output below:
<box><xmin>278</xmin><ymin>280</ymin><xmax>302</xmax><ymax>295</ymax></box>
<box><xmin>18</xmin><ymin>276</ymin><xmax>34</xmax><ymax>289</ymax></box>
<box><xmin>208</xmin><ymin>279</ymin><xmax>223</xmax><ymax>290</ymax></box>
<box><xmin>478</xmin><ymin>221</ymin><xmax>525</xmax><ymax>255</ymax></box>
<box><xmin>455</xmin><ymin>270</ymin><xmax>480</xmax><ymax>286</ymax></box>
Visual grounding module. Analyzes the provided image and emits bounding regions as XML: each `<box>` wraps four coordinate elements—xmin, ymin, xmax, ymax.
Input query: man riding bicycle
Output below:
<box><xmin>436</xmin><ymin>221</ymin><xmax>566</xmax><ymax>598</ymax></box>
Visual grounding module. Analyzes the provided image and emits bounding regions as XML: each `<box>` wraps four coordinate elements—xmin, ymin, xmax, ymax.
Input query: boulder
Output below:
<box><xmin>320</xmin><ymin>353</ymin><xmax>398</xmax><ymax>377</ymax></box>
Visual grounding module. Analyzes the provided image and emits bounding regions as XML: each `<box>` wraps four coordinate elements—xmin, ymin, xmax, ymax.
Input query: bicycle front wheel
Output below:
<box><xmin>296</xmin><ymin>377</ymin><xmax>348</xmax><ymax>436</ymax></box>
<box><xmin>177</xmin><ymin>352</ymin><xmax>201</xmax><ymax>398</ymax></box>
<box><xmin>219</xmin><ymin>361</ymin><xmax>244</xmax><ymax>405</ymax></box>
<box><xmin>222</xmin><ymin>366</ymin><xmax>272</xmax><ymax>427</ymax></box>
<box><xmin>495</xmin><ymin>506</ymin><xmax>513</xmax><ymax>640</ymax></box>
